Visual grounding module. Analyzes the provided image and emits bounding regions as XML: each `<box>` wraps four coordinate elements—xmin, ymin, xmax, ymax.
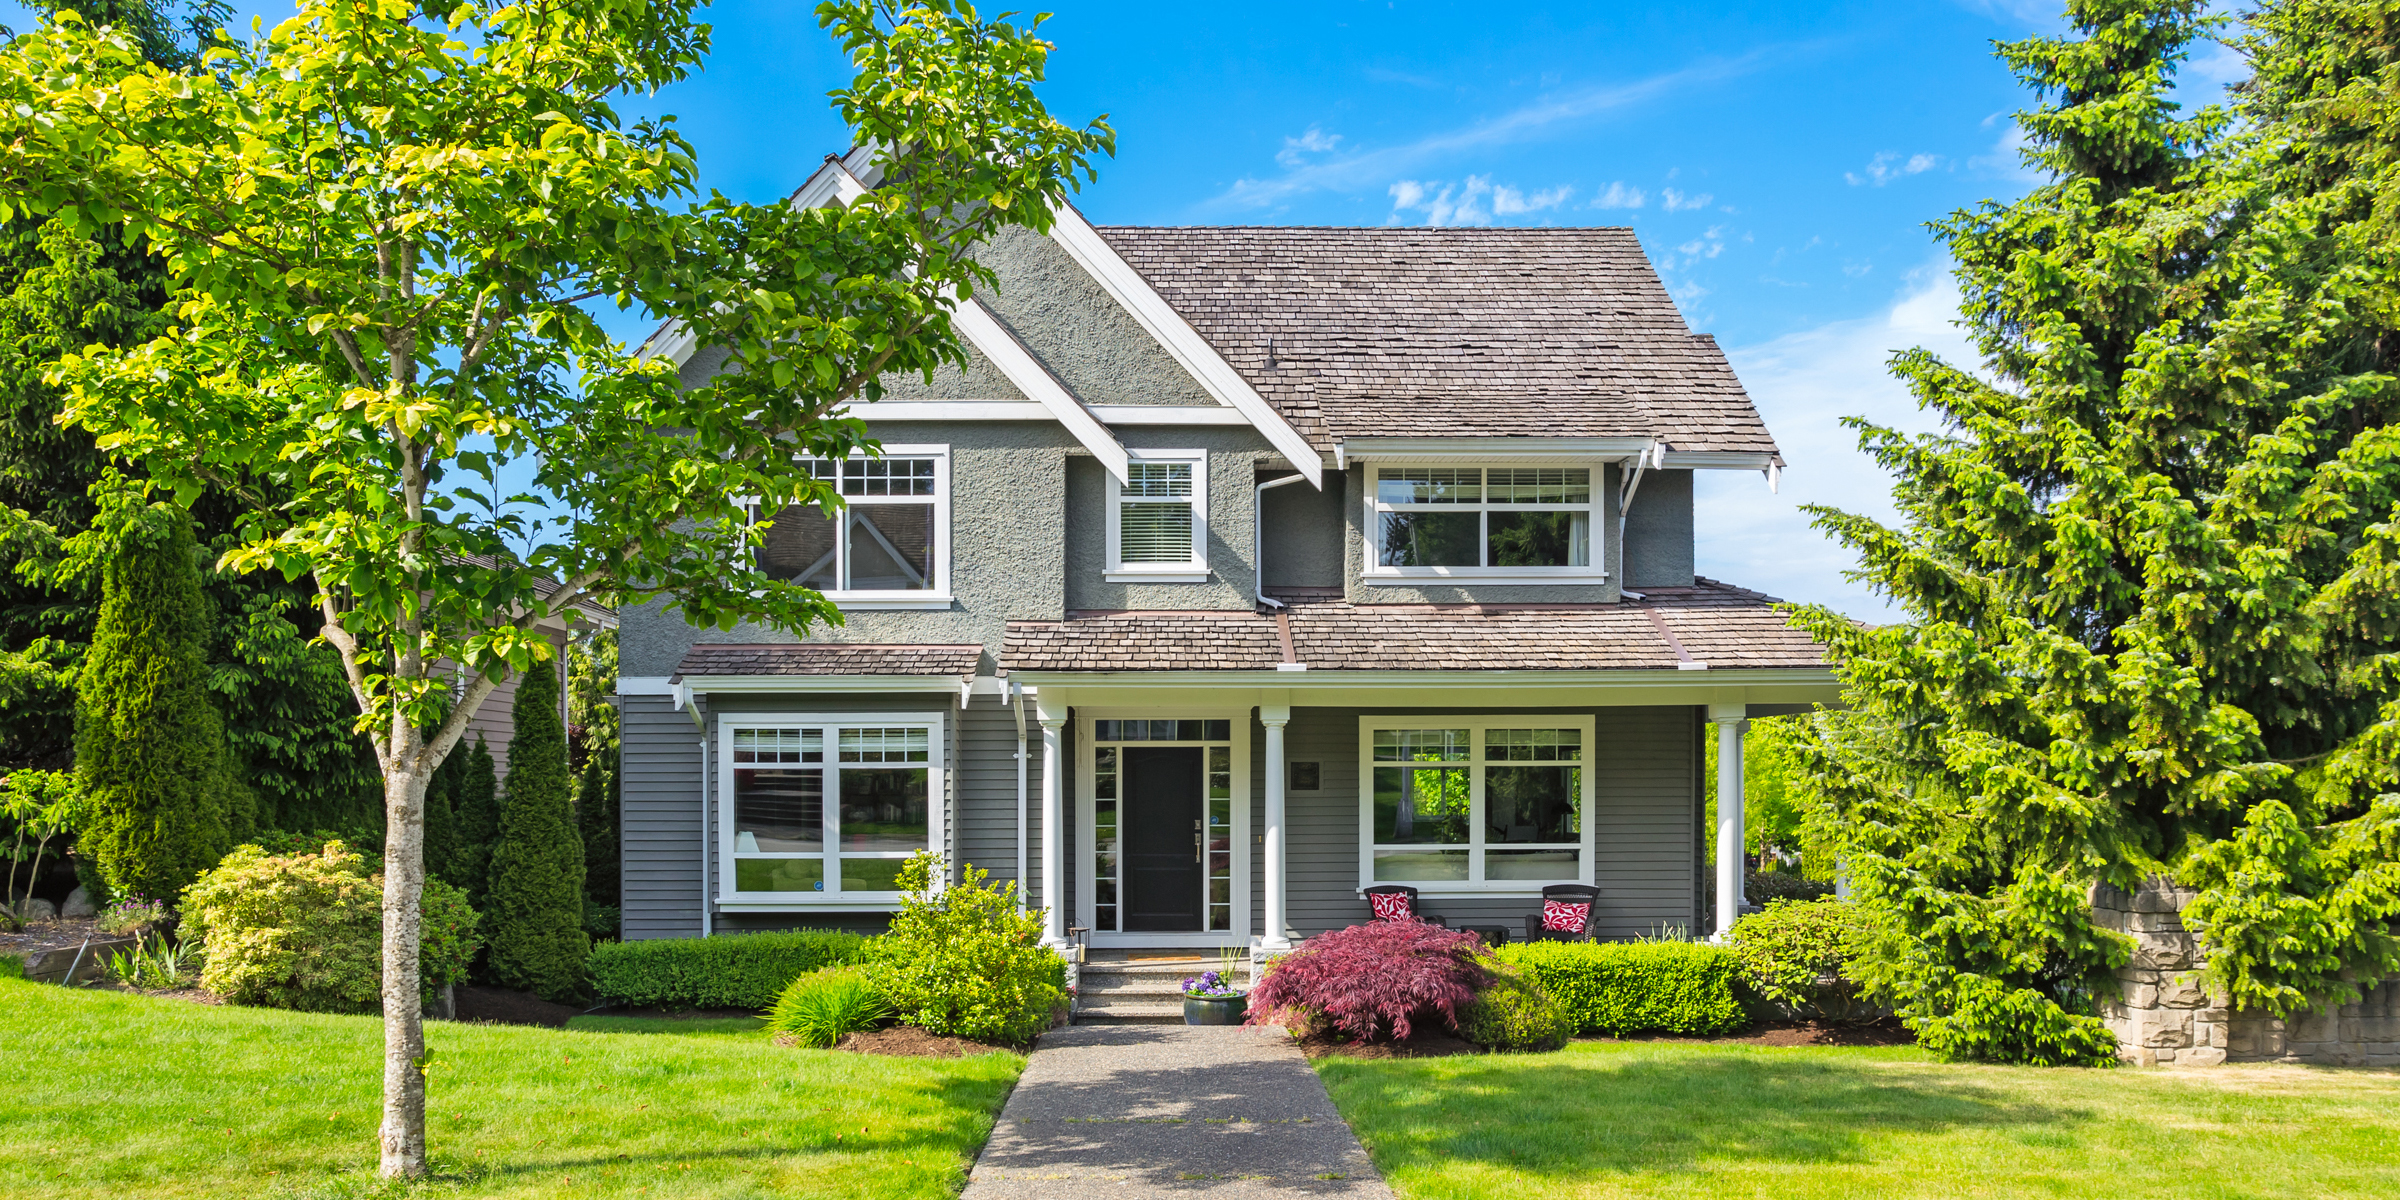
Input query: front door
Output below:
<box><xmin>1121</xmin><ymin>746</ymin><xmax>1204</xmax><ymax>931</ymax></box>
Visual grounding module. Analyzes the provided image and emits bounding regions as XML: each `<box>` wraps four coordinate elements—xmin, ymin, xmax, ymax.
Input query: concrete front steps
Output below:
<box><xmin>1072</xmin><ymin>957</ymin><xmax>1254</xmax><ymax>1024</ymax></box>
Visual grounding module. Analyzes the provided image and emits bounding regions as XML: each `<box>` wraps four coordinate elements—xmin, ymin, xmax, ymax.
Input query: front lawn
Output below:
<box><xmin>0</xmin><ymin>979</ymin><xmax>1021</xmax><ymax>1198</ymax></box>
<box><xmin>1318</xmin><ymin>1039</ymin><xmax>2400</xmax><ymax>1199</ymax></box>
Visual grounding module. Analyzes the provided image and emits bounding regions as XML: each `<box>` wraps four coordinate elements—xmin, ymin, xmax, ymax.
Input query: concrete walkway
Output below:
<box><xmin>961</xmin><ymin>1024</ymin><xmax>1394</xmax><ymax>1198</ymax></box>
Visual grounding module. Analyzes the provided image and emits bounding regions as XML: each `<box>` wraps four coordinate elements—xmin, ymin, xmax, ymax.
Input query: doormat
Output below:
<box><xmin>1125</xmin><ymin>953</ymin><xmax>1208</xmax><ymax>962</ymax></box>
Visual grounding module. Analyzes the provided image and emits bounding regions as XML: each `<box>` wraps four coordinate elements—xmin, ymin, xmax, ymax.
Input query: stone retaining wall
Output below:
<box><xmin>2093</xmin><ymin>878</ymin><xmax>2400</xmax><ymax>1067</ymax></box>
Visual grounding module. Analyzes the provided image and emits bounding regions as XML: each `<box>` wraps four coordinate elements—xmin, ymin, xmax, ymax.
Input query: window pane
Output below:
<box><xmin>1094</xmin><ymin>746</ymin><xmax>1117</xmax><ymax>799</ymax></box>
<box><xmin>1376</xmin><ymin>468</ymin><xmax>1480</xmax><ymax>504</ymax></box>
<box><xmin>838</xmin><ymin>767</ymin><xmax>928</xmax><ymax>853</ymax></box>
<box><xmin>756</xmin><ymin>504</ymin><xmax>839</xmax><ymax>589</ymax></box>
<box><xmin>840</xmin><ymin>857</ymin><xmax>910</xmax><ymax>891</ymax></box>
<box><xmin>840</xmin><ymin>727</ymin><xmax>930</xmax><ymax>763</ymax></box>
<box><xmin>1147</xmin><ymin>720</ymin><xmax>1177</xmax><ymax>741</ymax></box>
<box><xmin>1204</xmin><ymin>719</ymin><xmax>1230</xmax><ymax>740</ymax></box>
<box><xmin>733</xmin><ymin>728</ymin><xmax>822</xmax><ymax>765</ymax></box>
<box><xmin>1124</xmin><ymin>462</ymin><xmax>1193</xmax><ymax>498</ymax></box>
<box><xmin>1487</xmin><ymin>468</ymin><xmax>1590</xmax><ymax>504</ymax></box>
<box><xmin>1486</xmin><ymin>728</ymin><xmax>1582</xmax><ymax>762</ymax></box>
<box><xmin>735</xmin><ymin>857</ymin><xmax>824</xmax><ymax>892</ymax></box>
<box><xmin>1373</xmin><ymin>728</ymin><xmax>1470</xmax><ymax>762</ymax></box>
<box><xmin>1486</xmin><ymin>848</ymin><xmax>1582</xmax><ymax>880</ymax></box>
<box><xmin>1374</xmin><ymin>848</ymin><xmax>1468</xmax><ymax>881</ymax></box>
<box><xmin>1488</xmin><ymin>766</ymin><xmax>1581</xmax><ymax>841</ymax></box>
<box><xmin>1373</xmin><ymin>765</ymin><xmax>1469</xmax><ymax>844</ymax></box>
<box><xmin>733</xmin><ymin>768</ymin><xmax>822</xmax><ymax>853</ymax></box>
<box><xmin>1177</xmin><ymin>719</ymin><xmax>1205</xmax><ymax>741</ymax></box>
<box><xmin>847</xmin><ymin>504</ymin><xmax>935</xmax><ymax>590</ymax></box>
<box><xmin>842</xmin><ymin>457</ymin><xmax>937</xmax><ymax>497</ymax></box>
<box><xmin>1379</xmin><ymin>511</ymin><xmax>1480</xmax><ymax>566</ymax></box>
<box><xmin>1487</xmin><ymin>510</ymin><xmax>1590</xmax><ymax>567</ymax></box>
<box><xmin>1120</xmin><ymin>502</ymin><xmax>1195</xmax><ymax>563</ymax></box>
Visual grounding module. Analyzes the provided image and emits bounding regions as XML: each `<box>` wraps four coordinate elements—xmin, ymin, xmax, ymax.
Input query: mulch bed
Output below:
<box><xmin>0</xmin><ymin>916</ymin><xmax>106</xmax><ymax>957</ymax></box>
<box><xmin>1299</xmin><ymin>1029</ymin><xmax>1482</xmax><ymax>1060</ymax></box>
<box><xmin>824</xmin><ymin>1026</ymin><xmax>1024</xmax><ymax>1058</ymax></box>
<box><xmin>451</xmin><ymin>985</ymin><xmax>583</xmax><ymax>1028</ymax></box>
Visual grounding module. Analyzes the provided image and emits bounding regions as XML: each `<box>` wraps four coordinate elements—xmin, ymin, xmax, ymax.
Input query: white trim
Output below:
<box><xmin>751</xmin><ymin>444</ymin><xmax>953</xmax><ymax>606</ymax></box>
<box><xmin>1106</xmin><ymin>449</ymin><xmax>1211</xmax><ymax>580</ymax></box>
<box><xmin>833</xmin><ymin>401</ymin><xmax>1253</xmax><ymax>426</ymax></box>
<box><xmin>1075</xmin><ymin>708</ymin><xmax>1252</xmax><ymax>941</ymax></box>
<box><xmin>1091</xmin><ymin>406</ymin><xmax>1253</xmax><ymax>426</ymax></box>
<box><xmin>1043</xmin><ymin>202</ymin><xmax>1323</xmax><ymax>488</ymax></box>
<box><xmin>827</xmin><ymin>596</ymin><xmax>956</xmax><ymax>611</ymax></box>
<box><xmin>716</xmin><ymin>710</ymin><xmax>948</xmax><ymax>909</ymax></box>
<box><xmin>1345</xmin><ymin>437</ymin><xmax>1657</xmax><ymax>461</ymax></box>
<box><xmin>1356</xmin><ymin>714</ymin><xmax>1597</xmax><ymax>895</ymax></box>
<box><xmin>680</xmin><ymin>674</ymin><xmax>968</xmax><ymax>695</ymax></box>
<box><xmin>1660</xmin><ymin>451</ymin><xmax>1780</xmax><ymax>470</ymax></box>
<box><xmin>1362</xmin><ymin>462</ymin><xmax>1608</xmax><ymax>585</ymax></box>
<box><xmin>617</xmin><ymin>675</ymin><xmax>676</xmax><ymax>696</ymax></box>
<box><xmin>946</xmin><ymin>297</ymin><xmax>1131</xmax><ymax>485</ymax></box>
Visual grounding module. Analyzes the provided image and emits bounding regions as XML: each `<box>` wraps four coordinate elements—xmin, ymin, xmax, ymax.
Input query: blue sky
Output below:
<box><xmin>4</xmin><ymin>0</ymin><xmax>2246</xmax><ymax>618</ymax></box>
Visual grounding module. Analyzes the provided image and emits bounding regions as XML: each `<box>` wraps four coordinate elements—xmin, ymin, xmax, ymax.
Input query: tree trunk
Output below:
<box><xmin>378</xmin><ymin>749</ymin><xmax>430</xmax><ymax>1178</ymax></box>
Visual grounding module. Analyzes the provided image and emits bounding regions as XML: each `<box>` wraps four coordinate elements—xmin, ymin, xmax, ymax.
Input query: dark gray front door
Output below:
<box><xmin>1122</xmin><ymin>746</ymin><xmax>1203</xmax><ymax>931</ymax></box>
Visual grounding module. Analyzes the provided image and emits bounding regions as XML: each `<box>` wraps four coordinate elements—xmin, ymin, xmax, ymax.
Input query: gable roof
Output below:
<box><xmin>1094</xmin><ymin>226</ymin><xmax>1778</xmax><ymax>459</ymax></box>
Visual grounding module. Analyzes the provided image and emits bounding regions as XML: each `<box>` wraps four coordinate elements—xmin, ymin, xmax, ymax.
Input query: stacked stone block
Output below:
<box><xmin>2092</xmin><ymin>877</ymin><xmax>2400</xmax><ymax>1067</ymax></box>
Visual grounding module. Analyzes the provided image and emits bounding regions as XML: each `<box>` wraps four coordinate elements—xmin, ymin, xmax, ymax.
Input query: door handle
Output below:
<box><xmin>1195</xmin><ymin>819</ymin><xmax>1204</xmax><ymax>864</ymax></box>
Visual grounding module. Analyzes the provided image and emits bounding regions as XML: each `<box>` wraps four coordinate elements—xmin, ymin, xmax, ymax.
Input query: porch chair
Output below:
<box><xmin>1361</xmin><ymin>884</ymin><xmax>1449</xmax><ymax>927</ymax></box>
<box><xmin>1524</xmin><ymin>884</ymin><xmax>1601</xmax><ymax>943</ymax></box>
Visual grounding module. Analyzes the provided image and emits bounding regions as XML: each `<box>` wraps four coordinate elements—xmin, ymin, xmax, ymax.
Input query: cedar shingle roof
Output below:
<box><xmin>672</xmin><ymin>643</ymin><xmax>983</xmax><ymax>680</ymax></box>
<box><xmin>1000</xmin><ymin>580</ymin><xmax>1825</xmax><ymax>673</ymax></box>
<box><xmin>1093</xmin><ymin>225</ymin><xmax>1778</xmax><ymax>457</ymax></box>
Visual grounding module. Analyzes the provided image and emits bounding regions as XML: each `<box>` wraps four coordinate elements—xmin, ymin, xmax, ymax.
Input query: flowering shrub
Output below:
<box><xmin>96</xmin><ymin>895</ymin><xmax>167</xmax><ymax>936</ymax></box>
<box><xmin>181</xmin><ymin>841</ymin><xmax>480</xmax><ymax>1013</ymax></box>
<box><xmin>1247</xmin><ymin>920</ymin><xmax>1490</xmax><ymax>1041</ymax></box>
<box><xmin>1182</xmin><ymin>970</ymin><xmax>1241</xmax><ymax>998</ymax></box>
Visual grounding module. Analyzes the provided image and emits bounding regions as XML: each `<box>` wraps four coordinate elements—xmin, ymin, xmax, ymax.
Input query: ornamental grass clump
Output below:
<box><xmin>767</xmin><ymin>966</ymin><xmax>889</xmax><ymax>1048</ymax></box>
<box><xmin>1247</xmin><ymin>920</ymin><xmax>1490</xmax><ymax>1042</ymax></box>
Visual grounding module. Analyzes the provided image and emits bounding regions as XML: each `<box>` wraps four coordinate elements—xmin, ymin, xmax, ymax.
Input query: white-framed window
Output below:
<box><xmin>751</xmin><ymin>445</ymin><xmax>950</xmax><ymax>609</ymax></box>
<box><xmin>1356</xmin><ymin>715</ymin><xmax>1595</xmax><ymax>894</ymax></box>
<box><xmin>1105</xmin><ymin>449</ymin><xmax>1209</xmax><ymax>583</ymax></box>
<box><xmin>1362</xmin><ymin>464</ymin><xmax>1605</xmax><ymax>585</ymax></box>
<box><xmin>720</xmin><ymin>713</ymin><xmax>945</xmax><ymax>905</ymax></box>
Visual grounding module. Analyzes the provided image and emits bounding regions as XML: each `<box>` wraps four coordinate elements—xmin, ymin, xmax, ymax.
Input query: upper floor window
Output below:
<box><xmin>1364</xmin><ymin>464</ymin><xmax>1602</xmax><ymax>584</ymax></box>
<box><xmin>1106</xmin><ymin>450</ymin><xmax>1209</xmax><ymax>583</ymax></box>
<box><xmin>752</xmin><ymin>446</ymin><xmax>950</xmax><ymax>606</ymax></box>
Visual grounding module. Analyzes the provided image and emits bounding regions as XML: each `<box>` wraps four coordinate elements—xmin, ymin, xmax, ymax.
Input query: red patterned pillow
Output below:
<box><xmin>1367</xmin><ymin>891</ymin><xmax>1414</xmax><ymax>921</ymax></box>
<box><xmin>1541</xmin><ymin>900</ymin><xmax>1591</xmax><ymax>933</ymax></box>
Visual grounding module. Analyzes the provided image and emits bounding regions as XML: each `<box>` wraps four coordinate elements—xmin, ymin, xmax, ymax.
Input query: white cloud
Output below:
<box><xmin>1388</xmin><ymin>175</ymin><xmax>1495</xmax><ymax>226</ymax></box>
<box><xmin>1589</xmin><ymin>181</ymin><xmax>1646</xmax><ymax>209</ymax></box>
<box><xmin>1661</xmin><ymin>187</ymin><xmax>1714</xmax><ymax>211</ymax></box>
<box><xmin>1693</xmin><ymin>264</ymin><xmax>1976</xmax><ymax>621</ymax></box>
<box><xmin>1211</xmin><ymin>49</ymin><xmax>1776</xmax><ymax>209</ymax></box>
<box><xmin>1493</xmin><ymin>183</ymin><xmax>1572</xmax><ymax>214</ymax></box>
<box><xmin>1276</xmin><ymin>127</ymin><xmax>1344</xmax><ymax>169</ymax></box>
<box><xmin>1969</xmin><ymin>122</ymin><xmax>2047</xmax><ymax>184</ymax></box>
<box><xmin>1676</xmin><ymin>225</ymin><xmax>1727</xmax><ymax>260</ymax></box>
<box><xmin>1845</xmin><ymin>151</ymin><xmax>1943</xmax><ymax>186</ymax></box>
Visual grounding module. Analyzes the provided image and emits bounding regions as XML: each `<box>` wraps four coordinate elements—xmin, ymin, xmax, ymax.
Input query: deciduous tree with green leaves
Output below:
<box><xmin>0</xmin><ymin>0</ymin><xmax>1107</xmax><ymax>1174</ymax></box>
<box><xmin>1790</xmin><ymin>0</ymin><xmax>2400</xmax><ymax>1064</ymax></box>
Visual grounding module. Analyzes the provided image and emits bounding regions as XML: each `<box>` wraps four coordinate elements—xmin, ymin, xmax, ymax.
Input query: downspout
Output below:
<box><xmin>1616</xmin><ymin>440</ymin><xmax>1667</xmax><ymax>602</ymax></box>
<box><xmin>684</xmin><ymin>690</ymin><xmax>711</xmax><ymax>938</ymax></box>
<box><xmin>1011</xmin><ymin>678</ymin><xmax>1030</xmax><ymax>913</ymax></box>
<box><xmin>1255</xmin><ymin>473</ymin><xmax>1309</xmax><ymax>609</ymax></box>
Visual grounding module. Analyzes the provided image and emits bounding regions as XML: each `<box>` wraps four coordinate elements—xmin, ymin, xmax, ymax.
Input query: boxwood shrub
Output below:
<box><xmin>1493</xmin><ymin>941</ymin><xmax>1747</xmax><ymax>1036</ymax></box>
<box><xmin>588</xmin><ymin>930</ymin><xmax>873</xmax><ymax>1009</ymax></box>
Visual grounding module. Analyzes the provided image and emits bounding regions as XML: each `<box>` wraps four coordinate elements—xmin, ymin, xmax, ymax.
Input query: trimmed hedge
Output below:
<box><xmin>1493</xmin><ymin>941</ymin><xmax>1747</xmax><ymax>1036</ymax></box>
<box><xmin>588</xmin><ymin>931</ymin><xmax>873</xmax><ymax>1009</ymax></box>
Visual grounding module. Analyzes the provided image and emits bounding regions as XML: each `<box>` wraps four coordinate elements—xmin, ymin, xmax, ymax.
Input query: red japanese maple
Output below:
<box><xmin>1248</xmin><ymin>920</ymin><xmax>1491</xmax><ymax>1041</ymax></box>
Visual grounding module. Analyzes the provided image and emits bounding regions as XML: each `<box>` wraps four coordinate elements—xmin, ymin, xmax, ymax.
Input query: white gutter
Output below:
<box><xmin>1254</xmin><ymin>473</ymin><xmax>1310</xmax><ymax>608</ymax></box>
<box><xmin>1616</xmin><ymin>440</ymin><xmax>1667</xmax><ymax>600</ymax></box>
<box><xmin>697</xmin><ymin>732</ymin><xmax>713</xmax><ymax>937</ymax></box>
<box><xmin>1011</xmin><ymin>678</ymin><xmax>1030</xmax><ymax>913</ymax></box>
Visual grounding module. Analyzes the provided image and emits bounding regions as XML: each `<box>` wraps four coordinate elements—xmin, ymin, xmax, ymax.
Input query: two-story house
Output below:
<box><xmin>615</xmin><ymin>145</ymin><xmax>1837</xmax><ymax>956</ymax></box>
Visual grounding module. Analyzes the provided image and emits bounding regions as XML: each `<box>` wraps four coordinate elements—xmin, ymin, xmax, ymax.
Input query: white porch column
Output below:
<box><xmin>1710</xmin><ymin>704</ymin><xmax>1749</xmax><ymax>939</ymax></box>
<box><xmin>1261</xmin><ymin>704</ymin><xmax>1292</xmax><ymax>950</ymax></box>
<box><xmin>1039</xmin><ymin>714</ymin><xmax>1069</xmax><ymax>950</ymax></box>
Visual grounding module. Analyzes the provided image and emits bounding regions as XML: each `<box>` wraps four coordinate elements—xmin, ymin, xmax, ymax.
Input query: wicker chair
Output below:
<box><xmin>1361</xmin><ymin>884</ymin><xmax>1449</xmax><ymax>927</ymax></box>
<box><xmin>1523</xmin><ymin>884</ymin><xmax>1601</xmax><ymax>942</ymax></box>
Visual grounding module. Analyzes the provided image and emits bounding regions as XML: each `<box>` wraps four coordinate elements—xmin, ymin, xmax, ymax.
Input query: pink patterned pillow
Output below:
<box><xmin>1541</xmin><ymin>899</ymin><xmax>1591</xmax><ymax>933</ymax></box>
<box><xmin>1367</xmin><ymin>891</ymin><xmax>1414</xmax><ymax>921</ymax></box>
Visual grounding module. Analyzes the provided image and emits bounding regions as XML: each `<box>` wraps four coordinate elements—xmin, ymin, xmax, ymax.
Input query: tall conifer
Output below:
<box><xmin>482</xmin><ymin>659</ymin><xmax>587</xmax><ymax>999</ymax></box>
<box><xmin>451</xmin><ymin>736</ymin><xmax>498</xmax><ymax>911</ymax></box>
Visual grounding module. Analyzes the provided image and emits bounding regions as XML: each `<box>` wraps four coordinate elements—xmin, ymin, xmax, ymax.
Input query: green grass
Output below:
<box><xmin>562</xmin><ymin>1014</ymin><xmax>768</xmax><ymax>1037</ymax></box>
<box><xmin>0</xmin><ymin>979</ymin><xmax>1020</xmax><ymax>1199</ymax></box>
<box><xmin>1317</xmin><ymin>1039</ymin><xmax>2400</xmax><ymax>1199</ymax></box>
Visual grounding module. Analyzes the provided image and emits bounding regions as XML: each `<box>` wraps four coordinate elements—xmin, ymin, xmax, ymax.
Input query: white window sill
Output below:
<box><xmin>1359</xmin><ymin>572</ymin><xmax>1608</xmax><ymax>587</ymax></box>
<box><xmin>828</xmin><ymin>593</ymin><xmax>956</xmax><ymax>611</ymax></box>
<box><xmin>1357</xmin><ymin>884</ymin><xmax>1587</xmax><ymax>898</ymax></box>
<box><xmin>717</xmin><ymin>894</ymin><xmax>903</xmax><ymax>909</ymax></box>
<box><xmin>1104</xmin><ymin>570</ymin><xmax>1211</xmax><ymax>584</ymax></box>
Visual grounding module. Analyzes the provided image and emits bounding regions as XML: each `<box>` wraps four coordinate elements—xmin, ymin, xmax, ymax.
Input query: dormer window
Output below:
<box><xmin>1106</xmin><ymin>449</ymin><xmax>1210</xmax><ymax>583</ymax></box>
<box><xmin>1364</xmin><ymin>464</ymin><xmax>1603</xmax><ymax>585</ymax></box>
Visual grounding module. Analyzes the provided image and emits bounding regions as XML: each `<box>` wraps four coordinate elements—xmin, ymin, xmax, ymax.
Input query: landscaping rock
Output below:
<box><xmin>60</xmin><ymin>887</ymin><xmax>96</xmax><ymax>919</ymax></box>
<box><xmin>18</xmin><ymin>898</ymin><xmax>56</xmax><ymax>922</ymax></box>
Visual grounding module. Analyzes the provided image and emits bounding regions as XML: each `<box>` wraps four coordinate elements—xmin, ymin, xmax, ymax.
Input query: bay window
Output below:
<box><xmin>723</xmin><ymin>715</ymin><xmax>943</xmax><ymax>904</ymax></box>
<box><xmin>753</xmin><ymin>446</ymin><xmax>949</xmax><ymax>605</ymax></box>
<box><xmin>1106</xmin><ymin>450</ymin><xmax>1209</xmax><ymax>583</ymax></box>
<box><xmin>1364</xmin><ymin>464</ymin><xmax>1604</xmax><ymax>584</ymax></box>
<box><xmin>1358</xmin><ymin>716</ymin><xmax>1594</xmax><ymax>892</ymax></box>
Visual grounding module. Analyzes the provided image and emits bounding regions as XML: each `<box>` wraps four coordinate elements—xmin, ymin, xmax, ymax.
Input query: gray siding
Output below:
<box><xmin>1623</xmin><ymin>469</ymin><xmax>1696</xmax><ymax>588</ymax></box>
<box><xmin>621</xmin><ymin>694</ymin><xmax>705</xmax><ymax>940</ymax></box>
<box><xmin>1063</xmin><ymin>427</ymin><xmax>1279</xmax><ymax>613</ymax></box>
<box><xmin>1261</xmin><ymin>468</ymin><xmax>1347</xmax><ymax>589</ymax></box>
<box><xmin>1253</xmin><ymin>705</ymin><xmax>1701</xmax><ymax>940</ymax></box>
<box><xmin>956</xmin><ymin>697</ymin><xmax>1046</xmax><ymax>906</ymax></box>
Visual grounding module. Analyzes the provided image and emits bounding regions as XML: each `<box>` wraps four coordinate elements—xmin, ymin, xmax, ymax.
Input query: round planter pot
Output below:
<box><xmin>1183</xmin><ymin>994</ymin><xmax>1248</xmax><ymax>1025</ymax></box>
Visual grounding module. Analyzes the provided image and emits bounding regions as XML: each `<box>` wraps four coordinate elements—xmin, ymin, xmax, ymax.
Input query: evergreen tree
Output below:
<box><xmin>483</xmin><ymin>659</ymin><xmax>586</xmax><ymax>1000</ymax></box>
<box><xmin>1792</xmin><ymin>0</ymin><xmax>2400</xmax><ymax>1063</ymax></box>
<box><xmin>452</xmin><ymin>736</ymin><xmax>499</xmax><ymax>911</ymax></box>
<box><xmin>74</xmin><ymin>501</ymin><xmax>238</xmax><ymax>902</ymax></box>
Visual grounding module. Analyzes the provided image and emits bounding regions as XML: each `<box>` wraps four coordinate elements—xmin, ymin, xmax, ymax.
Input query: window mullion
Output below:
<box><xmin>1469</xmin><ymin>725</ymin><xmax>1487</xmax><ymax>884</ymax></box>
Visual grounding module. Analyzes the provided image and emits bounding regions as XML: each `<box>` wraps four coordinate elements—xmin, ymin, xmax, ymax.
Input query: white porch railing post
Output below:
<box><xmin>1261</xmin><ymin>705</ymin><xmax>1292</xmax><ymax>950</ymax></box>
<box><xmin>1710</xmin><ymin>704</ymin><xmax>1749</xmax><ymax>939</ymax></box>
<box><xmin>1040</xmin><ymin>714</ymin><xmax>1068</xmax><ymax>950</ymax></box>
